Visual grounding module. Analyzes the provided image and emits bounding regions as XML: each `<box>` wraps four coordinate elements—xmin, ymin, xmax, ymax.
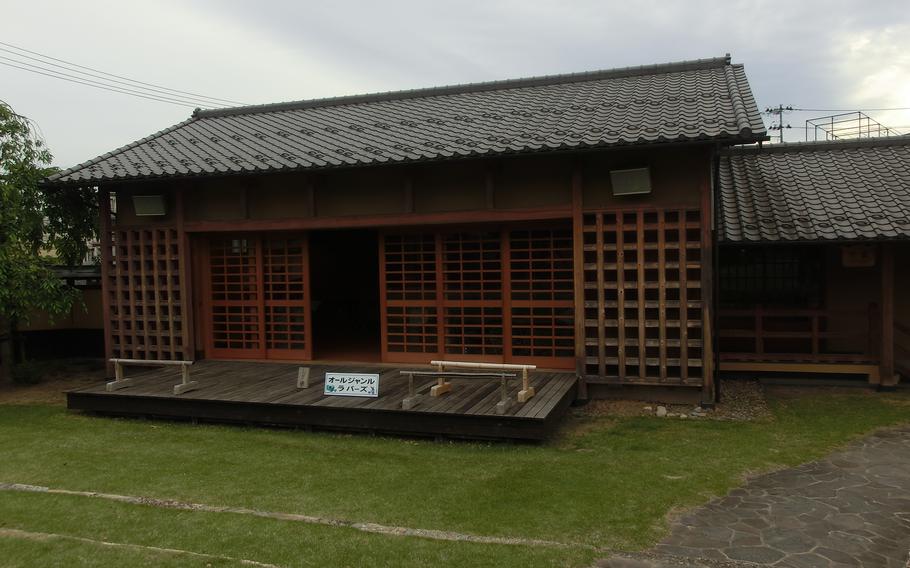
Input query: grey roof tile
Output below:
<box><xmin>718</xmin><ymin>135</ymin><xmax>910</xmax><ymax>242</ymax></box>
<box><xmin>46</xmin><ymin>55</ymin><xmax>765</xmax><ymax>186</ymax></box>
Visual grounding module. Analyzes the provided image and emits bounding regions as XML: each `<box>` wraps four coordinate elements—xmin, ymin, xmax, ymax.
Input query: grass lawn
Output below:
<box><xmin>0</xmin><ymin>376</ymin><xmax>907</xmax><ymax>567</ymax></box>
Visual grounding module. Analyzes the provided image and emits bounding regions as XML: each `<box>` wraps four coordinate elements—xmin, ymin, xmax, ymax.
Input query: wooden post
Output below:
<box><xmin>297</xmin><ymin>367</ymin><xmax>311</xmax><ymax>389</ymax></box>
<box><xmin>880</xmin><ymin>244</ymin><xmax>896</xmax><ymax>388</ymax></box>
<box><xmin>517</xmin><ymin>367</ymin><xmax>535</xmax><ymax>403</ymax></box>
<box><xmin>699</xmin><ymin>159</ymin><xmax>716</xmax><ymax>405</ymax></box>
<box><xmin>402</xmin><ymin>372</ymin><xmax>419</xmax><ymax>410</ymax></box>
<box><xmin>99</xmin><ymin>187</ymin><xmax>115</xmax><ymax>377</ymax></box>
<box><xmin>430</xmin><ymin>362</ymin><xmax>452</xmax><ymax>396</ymax></box>
<box><xmin>495</xmin><ymin>373</ymin><xmax>512</xmax><ymax>415</ymax></box>
<box><xmin>571</xmin><ymin>167</ymin><xmax>587</xmax><ymax>398</ymax></box>
<box><xmin>172</xmin><ymin>362</ymin><xmax>198</xmax><ymax>395</ymax></box>
<box><xmin>175</xmin><ymin>188</ymin><xmax>196</xmax><ymax>360</ymax></box>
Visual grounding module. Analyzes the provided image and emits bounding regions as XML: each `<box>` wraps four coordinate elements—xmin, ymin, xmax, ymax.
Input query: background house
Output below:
<box><xmin>716</xmin><ymin>136</ymin><xmax>910</xmax><ymax>388</ymax></box>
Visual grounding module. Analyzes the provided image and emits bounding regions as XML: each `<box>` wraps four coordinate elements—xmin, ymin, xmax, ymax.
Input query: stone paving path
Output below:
<box><xmin>601</xmin><ymin>426</ymin><xmax>910</xmax><ymax>568</ymax></box>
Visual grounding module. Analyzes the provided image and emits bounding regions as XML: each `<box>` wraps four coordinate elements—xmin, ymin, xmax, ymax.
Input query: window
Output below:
<box><xmin>719</xmin><ymin>246</ymin><xmax>823</xmax><ymax>308</ymax></box>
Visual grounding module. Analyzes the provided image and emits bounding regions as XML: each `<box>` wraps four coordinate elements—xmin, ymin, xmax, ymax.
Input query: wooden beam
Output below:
<box><xmin>183</xmin><ymin>205</ymin><xmax>572</xmax><ymax>233</ymax></box>
<box><xmin>657</xmin><ymin>210</ymin><xmax>667</xmax><ymax>381</ymax></box>
<box><xmin>636</xmin><ymin>211</ymin><xmax>646</xmax><ymax>380</ymax></box>
<box><xmin>719</xmin><ymin>361</ymin><xmax>880</xmax><ymax>383</ymax></box>
<box><xmin>616</xmin><ymin>213</ymin><xmax>626</xmax><ymax>382</ymax></box>
<box><xmin>571</xmin><ymin>167</ymin><xmax>587</xmax><ymax>398</ymax></box>
<box><xmin>99</xmin><ymin>188</ymin><xmax>115</xmax><ymax>375</ymax></box>
<box><xmin>595</xmin><ymin>214</ymin><xmax>606</xmax><ymax>380</ymax></box>
<box><xmin>175</xmin><ymin>189</ymin><xmax>196</xmax><ymax>359</ymax></box>
<box><xmin>678</xmin><ymin>210</ymin><xmax>688</xmax><ymax>382</ymax></box>
<box><xmin>881</xmin><ymin>243</ymin><xmax>895</xmax><ymax>387</ymax></box>
<box><xmin>484</xmin><ymin>167</ymin><xmax>496</xmax><ymax>210</ymax></box>
<box><xmin>699</xmin><ymin>159</ymin><xmax>716</xmax><ymax>404</ymax></box>
<box><xmin>306</xmin><ymin>179</ymin><xmax>317</xmax><ymax>217</ymax></box>
<box><xmin>403</xmin><ymin>176</ymin><xmax>415</xmax><ymax>213</ymax></box>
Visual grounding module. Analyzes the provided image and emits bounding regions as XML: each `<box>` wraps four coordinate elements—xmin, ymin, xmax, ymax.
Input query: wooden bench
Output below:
<box><xmin>399</xmin><ymin>370</ymin><xmax>518</xmax><ymax>415</ymax></box>
<box><xmin>429</xmin><ymin>360</ymin><xmax>537</xmax><ymax>402</ymax></box>
<box><xmin>107</xmin><ymin>358</ymin><xmax>196</xmax><ymax>395</ymax></box>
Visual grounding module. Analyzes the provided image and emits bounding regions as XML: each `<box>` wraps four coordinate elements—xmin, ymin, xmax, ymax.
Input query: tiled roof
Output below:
<box><xmin>718</xmin><ymin>135</ymin><xmax>910</xmax><ymax>242</ymax></box>
<box><xmin>46</xmin><ymin>55</ymin><xmax>766</xmax><ymax>186</ymax></box>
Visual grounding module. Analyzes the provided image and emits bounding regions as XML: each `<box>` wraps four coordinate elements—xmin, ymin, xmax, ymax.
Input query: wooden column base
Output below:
<box><xmin>430</xmin><ymin>382</ymin><xmax>452</xmax><ymax>397</ymax></box>
<box><xmin>495</xmin><ymin>398</ymin><xmax>512</xmax><ymax>415</ymax></box>
<box><xmin>297</xmin><ymin>367</ymin><xmax>311</xmax><ymax>389</ymax></box>
<box><xmin>173</xmin><ymin>381</ymin><xmax>199</xmax><ymax>395</ymax></box>
<box><xmin>105</xmin><ymin>379</ymin><xmax>134</xmax><ymax>392</ymax></box>
<box><xmin>517</xmin><ymin>387</ymin><xmax>536</xmax><ymax>403</ymax></box>
<box><xmin>402</xmin><ymin>395</ymin><xmax>421</xmax><ymax>410</ymax></box>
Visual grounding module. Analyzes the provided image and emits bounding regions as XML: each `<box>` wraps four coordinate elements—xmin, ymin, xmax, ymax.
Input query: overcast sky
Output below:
<box><xmin>2</xmin><ymin>0</ymin><xmax>909</xmax><ymax>168</ymax></box>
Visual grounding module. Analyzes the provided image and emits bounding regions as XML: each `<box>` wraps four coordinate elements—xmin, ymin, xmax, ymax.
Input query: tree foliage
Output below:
<box><xmin>0</xmin><ymin>100</ymin><xmax>98</xmax><ymax>325</ymax></box>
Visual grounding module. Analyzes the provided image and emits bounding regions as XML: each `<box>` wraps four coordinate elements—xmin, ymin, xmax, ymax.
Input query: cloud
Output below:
<box><xmin>1</xmin><ymin>0</ymin><xmax>908</xmax><ymax>164</ymax></box>
<box><xmin>834</xmin><ymin>23</ymin><xmax>910</xmax><ymax>132</ymax></box>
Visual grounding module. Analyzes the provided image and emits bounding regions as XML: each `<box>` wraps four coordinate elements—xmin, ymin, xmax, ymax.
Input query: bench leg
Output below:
<box><xmin>517</xmin><ymin>369</ymin><xmax>535</xmax><ymax>402</ymax></box>
<box><xmin>297</xmin><ymin>367</ymin><xmax>310</xmax><ymax>389</ymax></box>
<box><xmin>496</xmin><ymin>375</ymin><xmax>513</xmax><ymax>415</ymax></box>
<box><xmin>430</xmin><ymin>377</ymin><xmax>452</xmax><ymax>397</ymax></box>
<box><xmin>402</xmin><ymin>374</ymin><xmax>421</xmax><ymax>409</ymax></box>
<box><xmin>105</xmin><ymin>379</ymin><xmax>134</xmax><ymax>392</ymax></box>
<box><xmin>173</xmin><ymin>364</ymin><xmax>199</xmax><ymax>395</ymax></box>
<box><xmin>105</xmin><ymin>361</ymin><xmax>134</xmax><ymax>391</ymax></box>
<box><xmin>173</xmin><ymin>381</ymin><xmax>199</xmax><ymax>395</ymax></box>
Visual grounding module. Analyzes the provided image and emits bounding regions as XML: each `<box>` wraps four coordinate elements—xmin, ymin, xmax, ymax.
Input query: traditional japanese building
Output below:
<box><xmin>45</xmin><ymin>55</ymin><xmax>780</xmax><ymax>435</ymax></box>
<box><xmin>716</xmin><ymin>136</ymin><xmax>910</xmax><ymax>388</ymax></box>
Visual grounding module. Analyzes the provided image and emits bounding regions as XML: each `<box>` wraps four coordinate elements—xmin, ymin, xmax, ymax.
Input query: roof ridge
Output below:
<box><xmin>44</xmin><ymin>117</ymin><xmax>197</xmax><ymax>183</ymax></box>
<box><xmin>195</xmin><ymin>55</ymin><xmax>733</xmax><ymax>120</ymax></box>
<box><xmin>722</xmin><ymin>134</ymin><xmax>910</xmax><ymax>155</ymax></box>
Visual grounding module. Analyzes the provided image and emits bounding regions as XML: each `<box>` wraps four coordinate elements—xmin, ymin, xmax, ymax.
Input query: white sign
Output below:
<box><xmin>324</xmin><ymin>372</ymin><xmax>380</xmax><ymax>397</ymax></box>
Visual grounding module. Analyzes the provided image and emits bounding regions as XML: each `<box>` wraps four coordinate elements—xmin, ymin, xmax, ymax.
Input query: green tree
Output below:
<box><xmin>0</xmin><ymin>100</ymin><xmax>98</xmax><ymax>381</ymax></box>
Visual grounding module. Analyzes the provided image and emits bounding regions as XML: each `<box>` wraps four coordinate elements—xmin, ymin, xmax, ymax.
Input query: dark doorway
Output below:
<box><xmin>309</xmin><ymin>229</ymin><xmax>381</xmax><ymax>361</ymax></box>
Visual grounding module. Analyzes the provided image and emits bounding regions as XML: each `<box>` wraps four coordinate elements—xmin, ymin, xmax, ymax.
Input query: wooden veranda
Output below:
<box><xmin>67</xmin><ymin>360</ymin><xmax>578</xmax><ymax>441</ymax></box>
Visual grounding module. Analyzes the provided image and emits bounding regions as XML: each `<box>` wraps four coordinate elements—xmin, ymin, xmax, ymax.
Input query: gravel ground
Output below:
<box><xmin>0</xmin><ymin>359</ymin><xmax>106</xmax><ymax>405</ymax></box>
<box><xmin>576</xmin><ymin>379</ymin><xmax>771</xmax><ymax>422</ymax></box>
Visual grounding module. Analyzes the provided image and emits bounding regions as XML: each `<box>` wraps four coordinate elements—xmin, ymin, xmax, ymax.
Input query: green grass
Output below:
<box><xmin>0</xmin><ymin>388</ymin><xmax>907</xmax><ymax>566</ymax></box>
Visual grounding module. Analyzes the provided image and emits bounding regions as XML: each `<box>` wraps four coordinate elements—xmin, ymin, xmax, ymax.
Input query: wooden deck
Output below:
<box><xmin>67</xmin><ymin>360</ymin><xmax>578</xmax><ymax>441</ymax></box>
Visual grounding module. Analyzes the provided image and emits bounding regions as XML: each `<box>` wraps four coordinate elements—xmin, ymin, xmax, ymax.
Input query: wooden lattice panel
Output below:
<box><xmin>582</xmin><ymin>209</ymin><xmax>704</xmax><ymax>384</ymax></box>
<box><xmin>108</xmin><ymin>227</ymin><xmax>187</xmax><ymax>360</ymax></box>
<box><xmin>206</xmin><ymin>234</ymin><xmax>311</xmax><ymax>359</ymax></box>
<box><xmin>508</xmin><ymin>228</ymin><xmax>575</xmax><ymax>364</ymax></box>
<box><xmin>209</xmin><ymin>236</ymin><xmax>262</xmax><ymax>356</ymax></box>
<box><xmin>442</xmin><ymin>232</ymin><xmax>503</xmax><ymax>357</ymax></box>
<box><xmin>263</xmin><ymin>235</ymin><xmax>311</xmax><ymax>359</ymax></box>
<box><xmin>380</xmin><ymin>226</ymin><xmax>574</xmax><ymax>368</ymax></box>
<box><xmin>380</xmin><ymin>234</ymin><xmax>439</xmax><ymax>360</ymax></box>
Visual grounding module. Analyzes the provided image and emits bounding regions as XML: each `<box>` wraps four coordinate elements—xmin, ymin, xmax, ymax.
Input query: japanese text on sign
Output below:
<box><xmin>324</xmin><ymin>372</ymin><xmax>380</xmax><ymax>397</ymax></box>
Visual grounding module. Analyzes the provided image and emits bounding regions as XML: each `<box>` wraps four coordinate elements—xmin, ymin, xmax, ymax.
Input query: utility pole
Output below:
<box><xmin>764</xmin><ymin>105</ymin><xmax>793</xmax><ymax>143</ymax></box>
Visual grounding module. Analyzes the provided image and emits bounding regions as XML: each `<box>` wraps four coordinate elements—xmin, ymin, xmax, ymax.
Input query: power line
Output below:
<box><xmin>0</xmin><ymin>47</ymin><xmax>235</xmax><ymax>109</ymax></box>
<box><xmin>0</xmin><ymin>40</ymin><xmax>247</xmax><ymax>107</ymax></box>
<box><xmin>0</xmin><ymin>57</ymin><xmax>208</xmax><ymax>108</ymax></box>
<box><xmin>0</xmin><ymin>59</ymin><xmax>202</xmax><ymax>108</ymax></box>
<box><xmin>792</xmin><ymin>107</ymin><xmax>910</xmax><ymax>112</ymax></box>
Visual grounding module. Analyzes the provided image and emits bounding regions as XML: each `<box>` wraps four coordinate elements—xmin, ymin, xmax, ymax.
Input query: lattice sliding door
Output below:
<box><xmin>380</xmin><ymin>225</ymin><xmax>574</xmax><ymax>368</ymax></box>
<box><xmin>441</xmin><ymin>231</ymin><xmax>504</xmax><ymax>360</ymax></box>
<box><xmin>263</xmin><ymin>235</ymin><xmax>312</xmax><ymax>359</ymax></box>
<box><xmin>379</xmin><ymin>233</ymin><xmax>440</xmax><ymax>362</ymax></box>
<box><xmin>208</xmin><ymin>236</ymin><xmax>263</xmax><ymax>358</ymax></box>
<box><xmin>508</xmin><ymin>228</ymin><xmax>575</xmax><ymax>366</ymax></box>
<box><xmin>582</xmin><ymin>209</ymin><xmax>704</xmax><ymax>384</ymax></box>
<box><xmin>108</xmin><ymin>227</ymin><xmax>188</xmax><ymax>361</ymax></box>
<box><xmin>206</xmin><ymin>234</ymin><xmax>311</xmax><ymax>360</ymax></box>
